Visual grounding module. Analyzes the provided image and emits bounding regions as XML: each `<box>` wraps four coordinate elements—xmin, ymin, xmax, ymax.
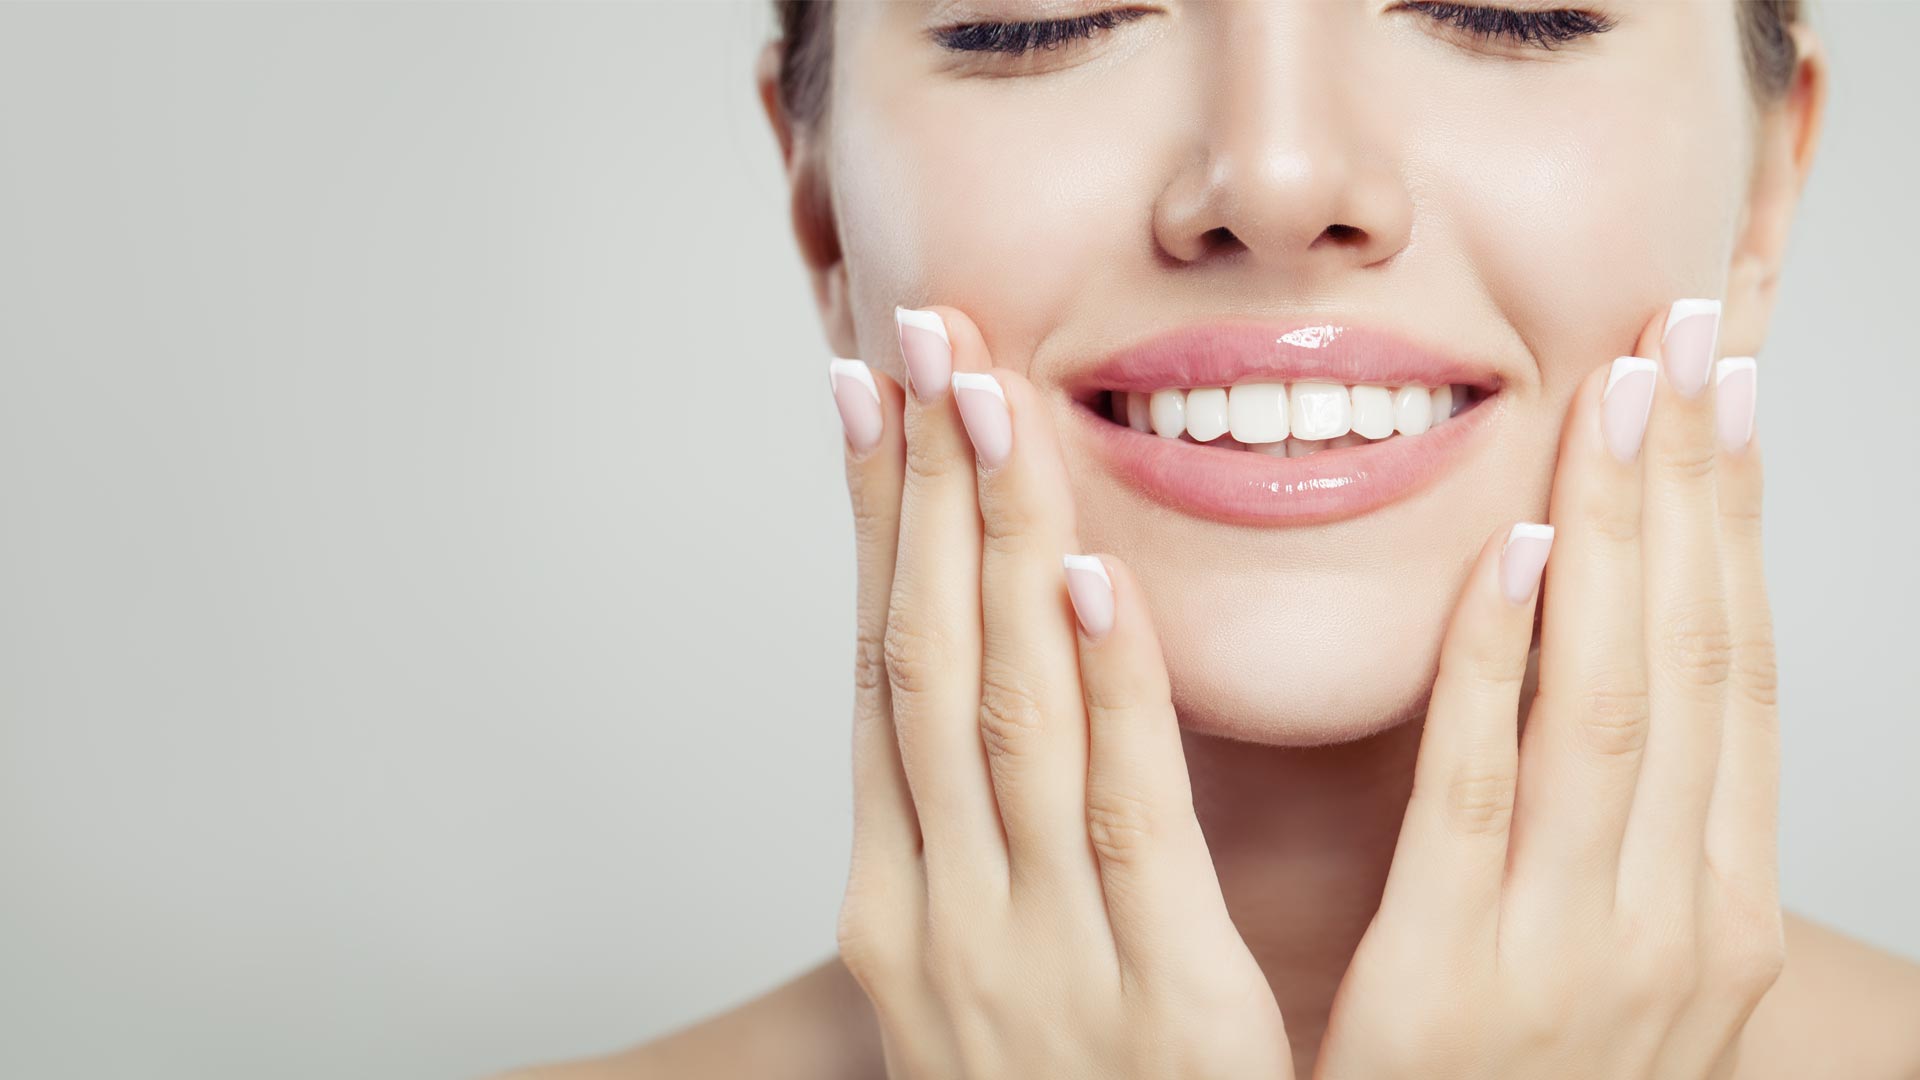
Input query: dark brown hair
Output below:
<box><xmin>769</xmin><ymin>1</ymin><xmax>1803</xmax><ymax>131</ymax></box>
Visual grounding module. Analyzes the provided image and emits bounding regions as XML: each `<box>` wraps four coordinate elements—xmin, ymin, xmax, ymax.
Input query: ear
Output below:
<box><xmin>754</xmin><ymin>38</ymin><xmax>857</xmax><ymax>360</ymax></box>
<box><xmin>1722</xmin><ymin>21</ymin><xmax>1830</xmax><ymax>358</ymax></box>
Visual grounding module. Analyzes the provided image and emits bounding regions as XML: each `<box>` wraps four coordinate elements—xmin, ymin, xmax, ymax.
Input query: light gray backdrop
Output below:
<box><xmin>0</xmin><ymin>3</ymin><xmax>1913</xmax><ymax>1078</ymax></box>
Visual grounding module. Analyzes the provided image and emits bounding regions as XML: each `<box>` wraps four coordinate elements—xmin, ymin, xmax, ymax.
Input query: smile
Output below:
<box><xmin>1069</xmin><ymin>322</ymin><xmax>1504</xmax><ymax>526</ymax></box>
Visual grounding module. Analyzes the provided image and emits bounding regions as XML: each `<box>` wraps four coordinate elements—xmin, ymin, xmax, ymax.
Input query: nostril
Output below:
<box><xmin>1319</xmin><ymin>223</ymin><xmax>1365</xmax><ymax>247</ymax></box>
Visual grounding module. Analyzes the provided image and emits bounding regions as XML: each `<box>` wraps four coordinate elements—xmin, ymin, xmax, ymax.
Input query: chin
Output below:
<box><xmin>1125</xmin><ymin>552</ymin><xmax>1462</xmax><ymax>747</ymax></box>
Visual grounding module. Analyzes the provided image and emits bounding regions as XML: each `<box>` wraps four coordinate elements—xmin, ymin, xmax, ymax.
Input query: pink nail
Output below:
<box><xmin>1661</xmin><ymin>298</ymin><xmax>1721</xmax><ymax>398</ymax></box>
<box><xmin>952</xmin><ymin>372</ymin><xmax>1012</xmax><ymax>468</ymax></box>
<box><xmin>894</xmin><ymin>306</ymin><xmax>952</xmax><ymax>403</ymax></box>
<box><xmin>1600</xmin><ymin>356</ymin><xmax>1658</xmax><ymax>463</ymax></box>
<box><xmin>1715</xmin><ymin>357</ymin><xmax>1757</xmax><ymax>452</ymax></box>
<box><xmin>1063</xmin><ymin>554</ymin><xmax>1115</xmax><ymax>640</ymax></box>
<box><xmin>1500</xmin><ymin>523</ymin><xmax>1554</xmax><ymax>606</ymax></box>
<box><xmin>828</xmin><ymin>357</ymin><xmax>883</xmax><ymax>454</ymax></box>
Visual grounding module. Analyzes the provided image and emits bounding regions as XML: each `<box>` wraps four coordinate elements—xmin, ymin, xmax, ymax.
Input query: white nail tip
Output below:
<box><xmin>1505</xmin><ymin>522</ymin><xmax>1556</xmax><ymax>551</ymax></box>
<box><xmin>1715</xmin><ymin>356</ymin><xmax>1757</xmax><ymax>383</ymax></box>
<box><xmin>828</xmin><ymin>357</ymin><xmax>880</xmax><ymax>403</ymax></box>
<box><xmin>1664</xmin><ymin>298</ymin><xmax>1721</xmax><ymax>336</ymax></box>
<box><xmin>1603</xmin><ymin>355</ymin><xmax>1658</xmax><ymax>397</ymax></box>
<box><xmin>1062</xmin><ymin>553</ymin><xmax>1111</xmax><ymax>586</ymax></box>
<box><xmin>894</xmin><ymin>306</ymin><xmax>949</xmax><ymax>342</ymax></box>
<box><xmin>950</xmin><ymin>371</ymin><xmax>1004</xmax><ymax>399</ymax></box>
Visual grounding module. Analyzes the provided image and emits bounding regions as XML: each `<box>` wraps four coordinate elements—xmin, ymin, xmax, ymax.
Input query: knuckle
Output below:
<box><xmin>1658</xmin><ymin>601</ymin><xmax>1733</xmax><ymax>690</ymax></box>
<box><xmin>903</xmin><ymin>430</ymin><xmax>964</xmax><ymax>485</ymax></box>
<box><xmin>1731</xmin><ymin>631</ymin><xmax>1780</xmax><ymax>709</ymax></box>
<box><xmin>836</xmin><ymin>896</ymin><xmax>906</xmax><ymax>992</ymax></box>
<box><xmin>1447</xmin><ymin>771</ymin><xmax>1516</xmax><ymax>836</ymax></box>
<box><xmin>882</xmin><ymin>611</ymin><xmax>948</xmax><ymax>701</ymax></box>
<box><xmin>853</xmin><ymin>630</ymin><xmax>889</xmax><ymax>695</ymax></box>
<box><xmin>1573</xmin><ymin>677</ymin><xmax>1652</xmax><ymax>760</ymax></box>
<box><xmin>1085</xmin><ymin>785</ymin><xmax>1161</xmax><ymax>867</ymax></box>
<box><xmin>978</xmin><ymin>496</ymin><xmax>1040</xmax><ymax>554</ymax></box>
<box><xmin>848</xmin><ymin>484</ymin><xmax>899</xmax><ymax>550</ymax></box>
<box><xmin>1652</xmin><ymin>437</ymin><xmax>1718</xmax><ymax>484</ymax></box>
<box><xmin>1578</xmin><ymin>492</ymin><xmax>1642</xmax><ymax>547</ymax></box>
<box><xmin>976</xmin><ymin>661</ymin><xmax>1047</xmax><ymax>760</ymax></box>
<box><xmin>1438</xmin><ymin>765</ymin><xmax>1517</xmax><ymax>837</ymax></box>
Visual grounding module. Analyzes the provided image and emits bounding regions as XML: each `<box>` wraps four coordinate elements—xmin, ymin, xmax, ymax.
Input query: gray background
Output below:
<box><xmin>0</xmin><ymin>3</ymin><xmax>1913</xmax><ymax>1078</ymax></box>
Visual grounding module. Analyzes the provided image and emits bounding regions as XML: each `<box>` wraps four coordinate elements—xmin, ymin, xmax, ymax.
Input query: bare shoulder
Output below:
<box><xmin>486</xmin><ymin>953</ymin><xmax>882</xmax><ymax>1080</ymax></box>
<box><xmin>1736</xmin><ymin>912</ymin><xmax>1920</xmax><ymax>1080</ymax></box>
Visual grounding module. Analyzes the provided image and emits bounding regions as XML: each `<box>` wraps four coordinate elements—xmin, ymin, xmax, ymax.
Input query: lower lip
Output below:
<box><xmin>1072</xmin><ymin>395</ymin><xmax>1499</xmax><ymax>526</ymax></box>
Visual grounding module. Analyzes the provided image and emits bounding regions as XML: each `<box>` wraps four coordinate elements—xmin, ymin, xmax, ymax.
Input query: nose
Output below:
<box><xmin>1152</xmin><ymin>6</ymin><xmax>1414</xmax><ymax>278</ymax></box>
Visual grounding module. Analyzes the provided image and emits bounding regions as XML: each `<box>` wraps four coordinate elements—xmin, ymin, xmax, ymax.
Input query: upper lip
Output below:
<box><xmin>1068</xmin><ymin>320</ymin><xmax>1505</xmax><ymax>399</ymax></box>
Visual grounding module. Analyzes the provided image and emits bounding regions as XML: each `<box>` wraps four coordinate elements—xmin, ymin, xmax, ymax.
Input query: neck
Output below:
<box><xmin>1181</xmin><ymin>718</ymin><xmax>1423</xmax><ymax>1053</ymax></box>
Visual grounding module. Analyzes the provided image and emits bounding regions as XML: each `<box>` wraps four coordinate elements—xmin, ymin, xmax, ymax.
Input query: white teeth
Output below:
<box><xmin>1392</xmin><ymin>385</ymin><xmax>1432</xmax><ymax>435</ymax></box>
<box><xmin>1227</xmin><ymin>382</ymin><xmax>1289</xmax><ymax>443</ymax></box>
<box><xmin>1348</xmin><ymin>384</ymin><xmax>1394</xmax><ymax>440</ymax></box>
<box><xmin>1149</xmin><ymin>388</ymin><xmax>1186</xmax><ymax>438</ymax></box>
<box><xmin>1120</xmin><ymin>380</ymin><xmax>1479</xmax><ymax>451</ymax></box>
<box><xmin>1289</xmin><ymin>382</ymin><xmax>1352</xmax><ymax>441</ymax></box>
<box><xmin>1184</xmin><ymin>387</ymin><xmax>1230</xmax><ymax>442</ymax></box>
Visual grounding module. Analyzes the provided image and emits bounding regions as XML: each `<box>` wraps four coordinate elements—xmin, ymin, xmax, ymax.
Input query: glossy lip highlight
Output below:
<box><xmin>1066</xmin><ymin>319</ymin><xmax>1506</xmax><ymax>526</ymax></box>
<box><xmin>1068</xmin><ymin>320</ymin><xmax>1504</xmax><ymax>400</ymax></box>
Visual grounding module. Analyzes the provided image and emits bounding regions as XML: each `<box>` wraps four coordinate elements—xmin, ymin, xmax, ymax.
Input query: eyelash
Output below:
<box><xmin>931</xmin><ymin>3</ymin><xmax>1614</xmax><ymax>56</ymax></box>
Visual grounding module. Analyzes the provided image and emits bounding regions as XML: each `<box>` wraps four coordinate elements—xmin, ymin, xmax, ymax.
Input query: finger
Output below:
<box><xmin>1381</xmin><ymin>521</ymin><xmax>1553</xmax><ymax>942</ymax></box>
<box><xmin>1067</xmin><ymin>554</ymin><xmax>1239</xmax><ymax>993</ymax></box>
<box><xmin>1702</xmin><ymin>357</ymin><xmax>1778</xmax><ymax>891</ymax></box>
<box><xmin>1617</xmin><ymin>298</ymin><xmax>1730</xmax><ymax>901</ymax></box>
<box><xmin>886</xmin><ymin>305</ymin><xmax>1007</xmax><ymax>893</ymax></box>
<box><xmin>830</xmin><ymin>357</ymin><xmax>922</xmax><ymax>894</ymax></box>
<box><xmin>1508</xmin><ymin>347</ymin><xmax>1660</xmax><ymax>911</ymax></box>
<box><xmin>951</xmin><ymin>361</ymin><xmax>1098</xmax><ymax>898</ymax></box>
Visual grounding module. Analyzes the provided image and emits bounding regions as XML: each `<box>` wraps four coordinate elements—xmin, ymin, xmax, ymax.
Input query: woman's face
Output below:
<box><xmin>820</xmin><ymin>0</ymin><xmax>1777</xmax><ymax>744</ymax></box>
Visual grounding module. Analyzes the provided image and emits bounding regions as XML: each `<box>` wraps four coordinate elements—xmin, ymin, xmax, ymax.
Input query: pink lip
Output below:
<box><xmin>1068</xmin><ymin>320</ymin><xmax>1505</xmax><ymax>526</ymax></box>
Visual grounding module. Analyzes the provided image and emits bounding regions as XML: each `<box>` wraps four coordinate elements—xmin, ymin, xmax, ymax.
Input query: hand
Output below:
<box><xmin>1315</xmin><ymin>300</ymin><xmax>1780</xmax><ymax>1079</ymax></box>
<box><xmin>825</xmin><ymin>304</ymin><xmax>1294</xmax><ymax>1079</ymax></box>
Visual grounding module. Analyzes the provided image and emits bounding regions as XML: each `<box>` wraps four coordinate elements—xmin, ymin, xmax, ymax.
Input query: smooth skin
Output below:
<box><xmin>495</xmin><ymin>1</ymin><xmax>1920</xmax><ymax>1075</ymax></box>
<box><xmin>500</xmin><ymin>302</ymin><xmax>1920</xmax><ymax>1078</ymax></box>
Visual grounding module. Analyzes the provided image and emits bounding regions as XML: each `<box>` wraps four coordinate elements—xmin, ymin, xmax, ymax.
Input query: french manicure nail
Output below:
<box><xmin>952</xmin><ymin>372</ymin><xmax>1012</xmax><ymax>468</ymax></box>
<box><xmin>1063</xmin><ymin>554</ymin><xmax>1115</xmax><ymax>640</ymax></box>
<box><xmin>1600</xmin><ymin>356</ymin><xmax>1658</xmax><ymax>463</ymax></box>
<box><xmin>895</xmin><ymin>306</ymin><xmax>952</xmax><ymax>403</ymax></box>
<box><xmin>1714</xmin><ymin>357</ymin><xmax>1758</xmax><ymax>452</ymax></box>
<box><xmin>828</xmin><ymin>357</ymin><xmax>883</xmax><ymax>454</ymax></box>
<box><xmin>1500</xmin><ymin>522</ymin><xmax>1554</xmax><ymax>606</ymax></box>
<box><xmin>1662</xmin><ymin>298</ymin><xmax>1721</xmax><ymax>398</ymax></box>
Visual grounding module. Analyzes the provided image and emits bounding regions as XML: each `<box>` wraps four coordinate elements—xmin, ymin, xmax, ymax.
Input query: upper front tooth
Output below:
<box><xmin>1430</xmin><ymin>384</ymin><xmax>1454</xmax><ymax>426</ymax></box>
<box><xmin>1227</xmin><ymin>382</ymin><xmax>1289</xmax><ymax>443</ymax></box>
<box><xmin>1392</xmin><ymin>385</ymin><xmax>1432</xmax><ymax>435</ymax></box>
<box><xmin>1126</xmin><ymin>391</ymin><xmax>1153</xmax><ymax>432</ymax></box>
<box><xmin>1289</xmin><ymin>382</ymin><xmax>1352</xmax><ymax>441</ymax></box>
<box><xmin>1149</xmin><ymin>388</ymin><xmax>1187</xmax><ymax>438</ymax></box>
<box><xmin>1185</xmin><ymin>387</ymin><xmax>1230</xmax><ymax>441</ymax></box>
<box><xmin>1349</xmin><ymin>385</ymin><xmax>1394</xmax><ymax>439</ymax></box>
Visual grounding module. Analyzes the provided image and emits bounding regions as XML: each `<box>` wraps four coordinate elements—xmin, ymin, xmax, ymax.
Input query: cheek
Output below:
<box><xmin>831</xmin><ymin>69</ymin><xmax>1174</xmax><ymax>374</ymax></box>
<box><xmin>1416</xmin><ymin>77</ymin><xmax>1749</xmax><ymax>395</ymax></box>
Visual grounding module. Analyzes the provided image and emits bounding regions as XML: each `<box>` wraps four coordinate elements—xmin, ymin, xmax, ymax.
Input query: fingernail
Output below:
<box><xmin>1662</xmin><ymin>298</ymin><xmax>1721</xmax><ymax>398</ymax></box>
<box><xmin>828</xmin><ymin>357</ymin><xmax>883</xmax><ymax>454</ymax></box>
<box><xmin>1600</xmin><ymin>356</ymin><xmax>1658</xmax><ymax>463</ymax></box>
<box><xmin>1714</xmin><ymin>357</ymin><xmax>1758</xmax><ymax>453</ymax></box>
<box><xmin>894</xmin><ymin>305</ymin><xmax>951</xmax><ymax>403</ymax></box>
<box><xmin>1063</xmin><ymin>554</ymin><xmax>1115</xmax><ymax>641</ymax></box>
<box><xmin>951</xmin><ymin>372</ymin><xmax>1012</xmax><ymax>468</ymax></box>
<box><xmin>1500</xmin><ymin>522</ymin><xmax>1554</xmax><ymax>606</ymax></box>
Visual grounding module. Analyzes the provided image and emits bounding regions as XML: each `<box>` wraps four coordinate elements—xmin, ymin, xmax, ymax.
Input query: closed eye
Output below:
<box><xmin>1399</xmin><ymin>2</ymin><xmax>1616</xmax><ymax>49</ymax></box>
<box><xmin>930</xmin><ymin>7</ymin><xmax>1152</xmax><ymax>56</ymax></box>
